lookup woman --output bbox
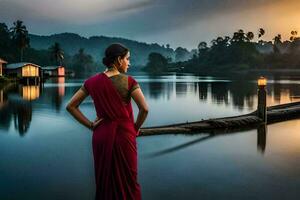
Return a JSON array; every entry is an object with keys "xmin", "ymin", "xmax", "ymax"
[{"xmin": 66, "ymin": 43, "xmax": 148, "ymax": 200}]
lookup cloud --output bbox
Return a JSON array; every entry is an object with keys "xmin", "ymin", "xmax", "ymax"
[{"xmin": 0, "ymin": 0, "xmax": 299, "ymax": 48}]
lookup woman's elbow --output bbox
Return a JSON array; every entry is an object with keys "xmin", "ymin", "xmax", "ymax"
[
  {"xmin": 141, "ymin": 106, "xmax": 149, "ymax": 114},
  {"xmin": 66, "ymin": 103, "xmax": 72, "ymax": 112}
]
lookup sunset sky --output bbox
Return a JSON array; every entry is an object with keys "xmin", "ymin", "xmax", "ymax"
[{"xmin": 1, "ymin": 0, "xmax": 300, "ymax": 49}]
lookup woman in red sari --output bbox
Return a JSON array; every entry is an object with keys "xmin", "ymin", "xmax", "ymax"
[{"xmin": 66, "ymin": 43, "xmax": 148, "ymax": 200}]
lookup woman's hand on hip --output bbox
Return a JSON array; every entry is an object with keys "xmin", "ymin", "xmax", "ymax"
[{"xmin": 90, "ymin": 117, "xmax": 104, "ymax": 130}]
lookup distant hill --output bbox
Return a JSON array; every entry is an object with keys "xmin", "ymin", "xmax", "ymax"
[{"xmin": 29, "ymin": 33, "xmax": 177, "ymax": 68}]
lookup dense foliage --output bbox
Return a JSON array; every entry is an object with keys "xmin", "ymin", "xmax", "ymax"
[{"xmin": 144, "ymin": 29, "xmax": 300, "ymax": 73}]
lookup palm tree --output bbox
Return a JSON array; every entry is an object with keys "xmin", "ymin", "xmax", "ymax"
[
  {"xmin": 198, "ymin": 41, "xmax": 208, "ymax": 51},
  {"xmin": 49, "ymin": 42, "xmax": 64, "ymax": 65},
  {"xmin": 273, "ymin": 34, "xmax": 282, "ymax": 44},
  {"xmin": 290, "ymin": 30, "xmax": 298, "ymax": 41},
  {"xmin": 231, "ymin": 29, "xmax": 247, "ymax": 43},
  {"xmin": 258, "ymin": 28, "xmax": 265, "ymax": 38},
  {"xmin": 10, "ymin": 20, "xmax": 30, "ymax": 62},
  {"xmin": 73, "ymin": 48, "xmax": 94, "ymax": 74},
  {"xmin": 246, "ymin": 32, "xmax": 254, "ymax": 41},
  {"xmin": 273, "ymin": 34, "xmax": 282, "ymax": 54}
]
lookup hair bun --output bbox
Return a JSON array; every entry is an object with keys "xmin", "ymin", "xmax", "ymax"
[{"xmin": 102, "ymin": 43, "xmax": 129, "ymax": 67}]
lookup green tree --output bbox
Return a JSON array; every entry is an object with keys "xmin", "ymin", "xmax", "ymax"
[
  {"xmin": 290, "ymin": 30, "xmax": 298, "ymax": 41},
  {"xmin": 72, "ymin": 48, "xmax": 95, "ymax": 76},
  {"xmin": 258, "ymin": 28, "xmax": 265, "ymax": 38},
  {"xmin": 10, "ymin": 20, "xmax": 30, "ymax": 62},
  {"xmin": 273, "ymin": 34, "xmax": 282, "ymax": 54},
  {"xmin": 246, "ymin": 32, "xmax": 254, "ymax": 41},
  {"xmin": 175, "ymin": 47, "xmax": 190, "ymax": 62},
  {"xmin": 0, "ymin": 23, "xmax": 14, "ymax": 60},
  {"xmin": 144, "ymin": 52, "xmax": 169, "ymax": 72},
  {"xmin": 231, "ymin": 29, "xmax": 248, "ymax": 43},
  {"xmin": 49, "ymin": 42, "xmax": 64, "ymax": 65}
]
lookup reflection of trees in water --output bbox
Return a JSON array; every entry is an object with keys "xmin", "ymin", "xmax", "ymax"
[
  {"xmin": 210, "ymin": 82, "xmax": 229, "ymax": 105},
  {"xmin": 0, "ymin": 84, "xmax": 35, "ymax": 136},
  {"xmin": 175, "ymin": 82, "xmax": 188, "ymax": 97},
  {"xmin": 148, "ymin": 82, "xmax": 164, "ymax": 99},
  {"xmin": 38, "ymin": 78, "xmax": 65, "ymax": 112},
  {"xmin": 0, "ymin": 98, "xmax": 32, "ymax": 136},
  {"xmin": 12, "ymin": 100, "xmax": 32, "ymax": 136},
  {"xmin": 197, "ymin": 82, "xmax": 208, "ymax": 100},
  {"xmin": 0, "ymin": 98, "xmax": 11, "ymax": 131},
  {"xmin": 229, "ymin": 81, "xmax": 256, "ymax": 110}
]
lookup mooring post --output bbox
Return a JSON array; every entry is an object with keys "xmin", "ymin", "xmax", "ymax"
[{"xmin": 257, "ymin": 76, "xmax": 267, "ymax": 123}]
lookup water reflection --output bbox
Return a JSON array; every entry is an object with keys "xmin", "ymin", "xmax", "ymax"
[
  {"xmin": 12, "ymin": 100, "xmax": 32, "ymax": 136},
  {"xmin": 142, "ymin": 75, "xmax": 300, "ymax": 110},
  {"xmin": 22, "ymin": 85, "xmax": 40, "ymax": 100},
  {"xmin": 0, "ymin": 78, "xmax": 66, "ymax": 135},
  {"xmin": 0, "ymin": 93, "xmax": 33, "ymax": 136},
  {"xmin": 1, "ymin": 74, "xmax": 300, "ymax": 136},
  {"xmin": 147, "ymin": 123, "xmax": 269, "ymax": 157},
  {"xmin": 257, "ymin": 124, "xmax": 267, "ymax": 154}
]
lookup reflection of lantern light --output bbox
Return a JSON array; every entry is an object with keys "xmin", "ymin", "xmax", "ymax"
[
  {"xmin": 258, "ymin": 76, "xmax": 267, "ymax": 87},
  {"xmin": 58, "ymin": 77, "xmax": 65, "ymax": 97},
  {"xmin": 22, "ymin": 85, "xmax": 40, "ymax": 100}
]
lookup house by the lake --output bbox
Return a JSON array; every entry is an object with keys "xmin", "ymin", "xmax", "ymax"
[
  {"xmin": 0, "ymin": 58, "xmax": 7, "ymax": 77},
  {"xmin": 5, "ymin": 62, "xmax": 41, "ymax": 84},
  {"xmin": 42, "ymin": 66, "xmax": 65, "ymax": 77}
]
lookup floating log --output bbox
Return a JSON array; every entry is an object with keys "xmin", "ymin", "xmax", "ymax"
[{"xmin": 139, "ymin": 101, "xmax": 300, "ymax": 136}]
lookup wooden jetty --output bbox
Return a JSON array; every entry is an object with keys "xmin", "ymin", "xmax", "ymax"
[{"xmin": 139, "ymin": 101, "xmax": 300, "ymax": 136}]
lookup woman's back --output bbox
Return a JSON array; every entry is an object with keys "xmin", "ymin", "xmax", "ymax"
[{"xmin": 108, "ymin": 73, "xmax": 140, "ymax": 104}]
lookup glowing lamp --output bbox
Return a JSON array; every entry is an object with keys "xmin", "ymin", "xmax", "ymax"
[{"xmin": 258, "ymin": 76, "xmax": 267, "ymax": 87}]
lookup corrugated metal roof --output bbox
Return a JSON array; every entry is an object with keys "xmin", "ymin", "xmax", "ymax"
[
  {"xmin": 6, "ymin": 62, "xmax": 41, "ymax": 69},
  {"xmin": 0, "ymin": 58, "xmax": 7, "ymax": 64}
]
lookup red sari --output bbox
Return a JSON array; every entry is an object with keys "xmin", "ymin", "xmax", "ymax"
[{"xmin": 84, "ymin": 73, "xmax": 141, "ymax": 200}]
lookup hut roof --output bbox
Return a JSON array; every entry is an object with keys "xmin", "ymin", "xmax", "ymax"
[
  {"xmin": 6, "ymin": 62, "xmax": 41, "ymax": 69},
  {"xmin": 42, "ymin": 66, "xmax": 64, "ymax": 70},
  {"xmin": 0, "ymin": 58, "xmax": 7, "ymax": 64}
]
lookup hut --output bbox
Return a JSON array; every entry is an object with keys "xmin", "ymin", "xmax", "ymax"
[
  {"xmin": 5, "ymin": 62, "xmax": 41, "ymax": 84},
  {"xmin": 0, "ymin": 58, "xmax": 7, "ymax": 76},
  {"xmin": 42, "ymin": 66, "xmax": 65, "ymax": 77}
]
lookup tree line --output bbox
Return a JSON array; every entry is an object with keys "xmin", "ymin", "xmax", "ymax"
[
  {"xmin": 0, "ymin": 20, "xmax": 98, "ymax": 77},
  {"xmin": 144, "ymin": 28, "xmax": 300, "ymax": 73}
]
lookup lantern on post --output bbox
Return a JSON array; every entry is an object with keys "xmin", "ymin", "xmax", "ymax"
[{"xmin": 257, "ymin": 76, "xmax": 267, "ymax": 123}]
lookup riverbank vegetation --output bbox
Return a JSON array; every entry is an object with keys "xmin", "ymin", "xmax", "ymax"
[
  {"xmin": 0, "ymin": 21, "xmax": 97, "ymax": 77},
  {"xmin": 2, "ymin": 20, "xmax": 300, "ymax": 76},
  {"xmin": 144, "ymin": 29, "xmax": 300, "ymax": 74}
]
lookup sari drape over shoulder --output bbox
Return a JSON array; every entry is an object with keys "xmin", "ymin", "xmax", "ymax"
[{"xmin": 84, "ymin": 73, "xmax": 141, "ymax": 200}]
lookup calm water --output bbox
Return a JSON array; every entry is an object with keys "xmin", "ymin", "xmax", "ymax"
[{"xmin": 1, "ymin": 73, "xmax": 300, "ymax": 199}]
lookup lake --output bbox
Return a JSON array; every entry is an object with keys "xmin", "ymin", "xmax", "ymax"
[{"xmin": 1, "ymin": 72, "xmax": 300, "ymax": 199}]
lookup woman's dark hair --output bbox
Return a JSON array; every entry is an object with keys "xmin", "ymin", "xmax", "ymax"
[{"xmin": 102, "ymin": 43, "xmax": 129, "ymax": 67}]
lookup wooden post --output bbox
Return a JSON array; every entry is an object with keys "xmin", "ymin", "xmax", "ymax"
[{"xmin": 257, "ymin": 77, "xmax": 267, "ymax": 123}]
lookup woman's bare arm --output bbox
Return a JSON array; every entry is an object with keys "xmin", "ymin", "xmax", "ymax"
[
  {"xmin": 66, "ymin": 88, "xmax": 102, "ymax": 130},
  {"xmin": 131, "ymin": 88, "xmax": 148, "ymax": 132}
]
